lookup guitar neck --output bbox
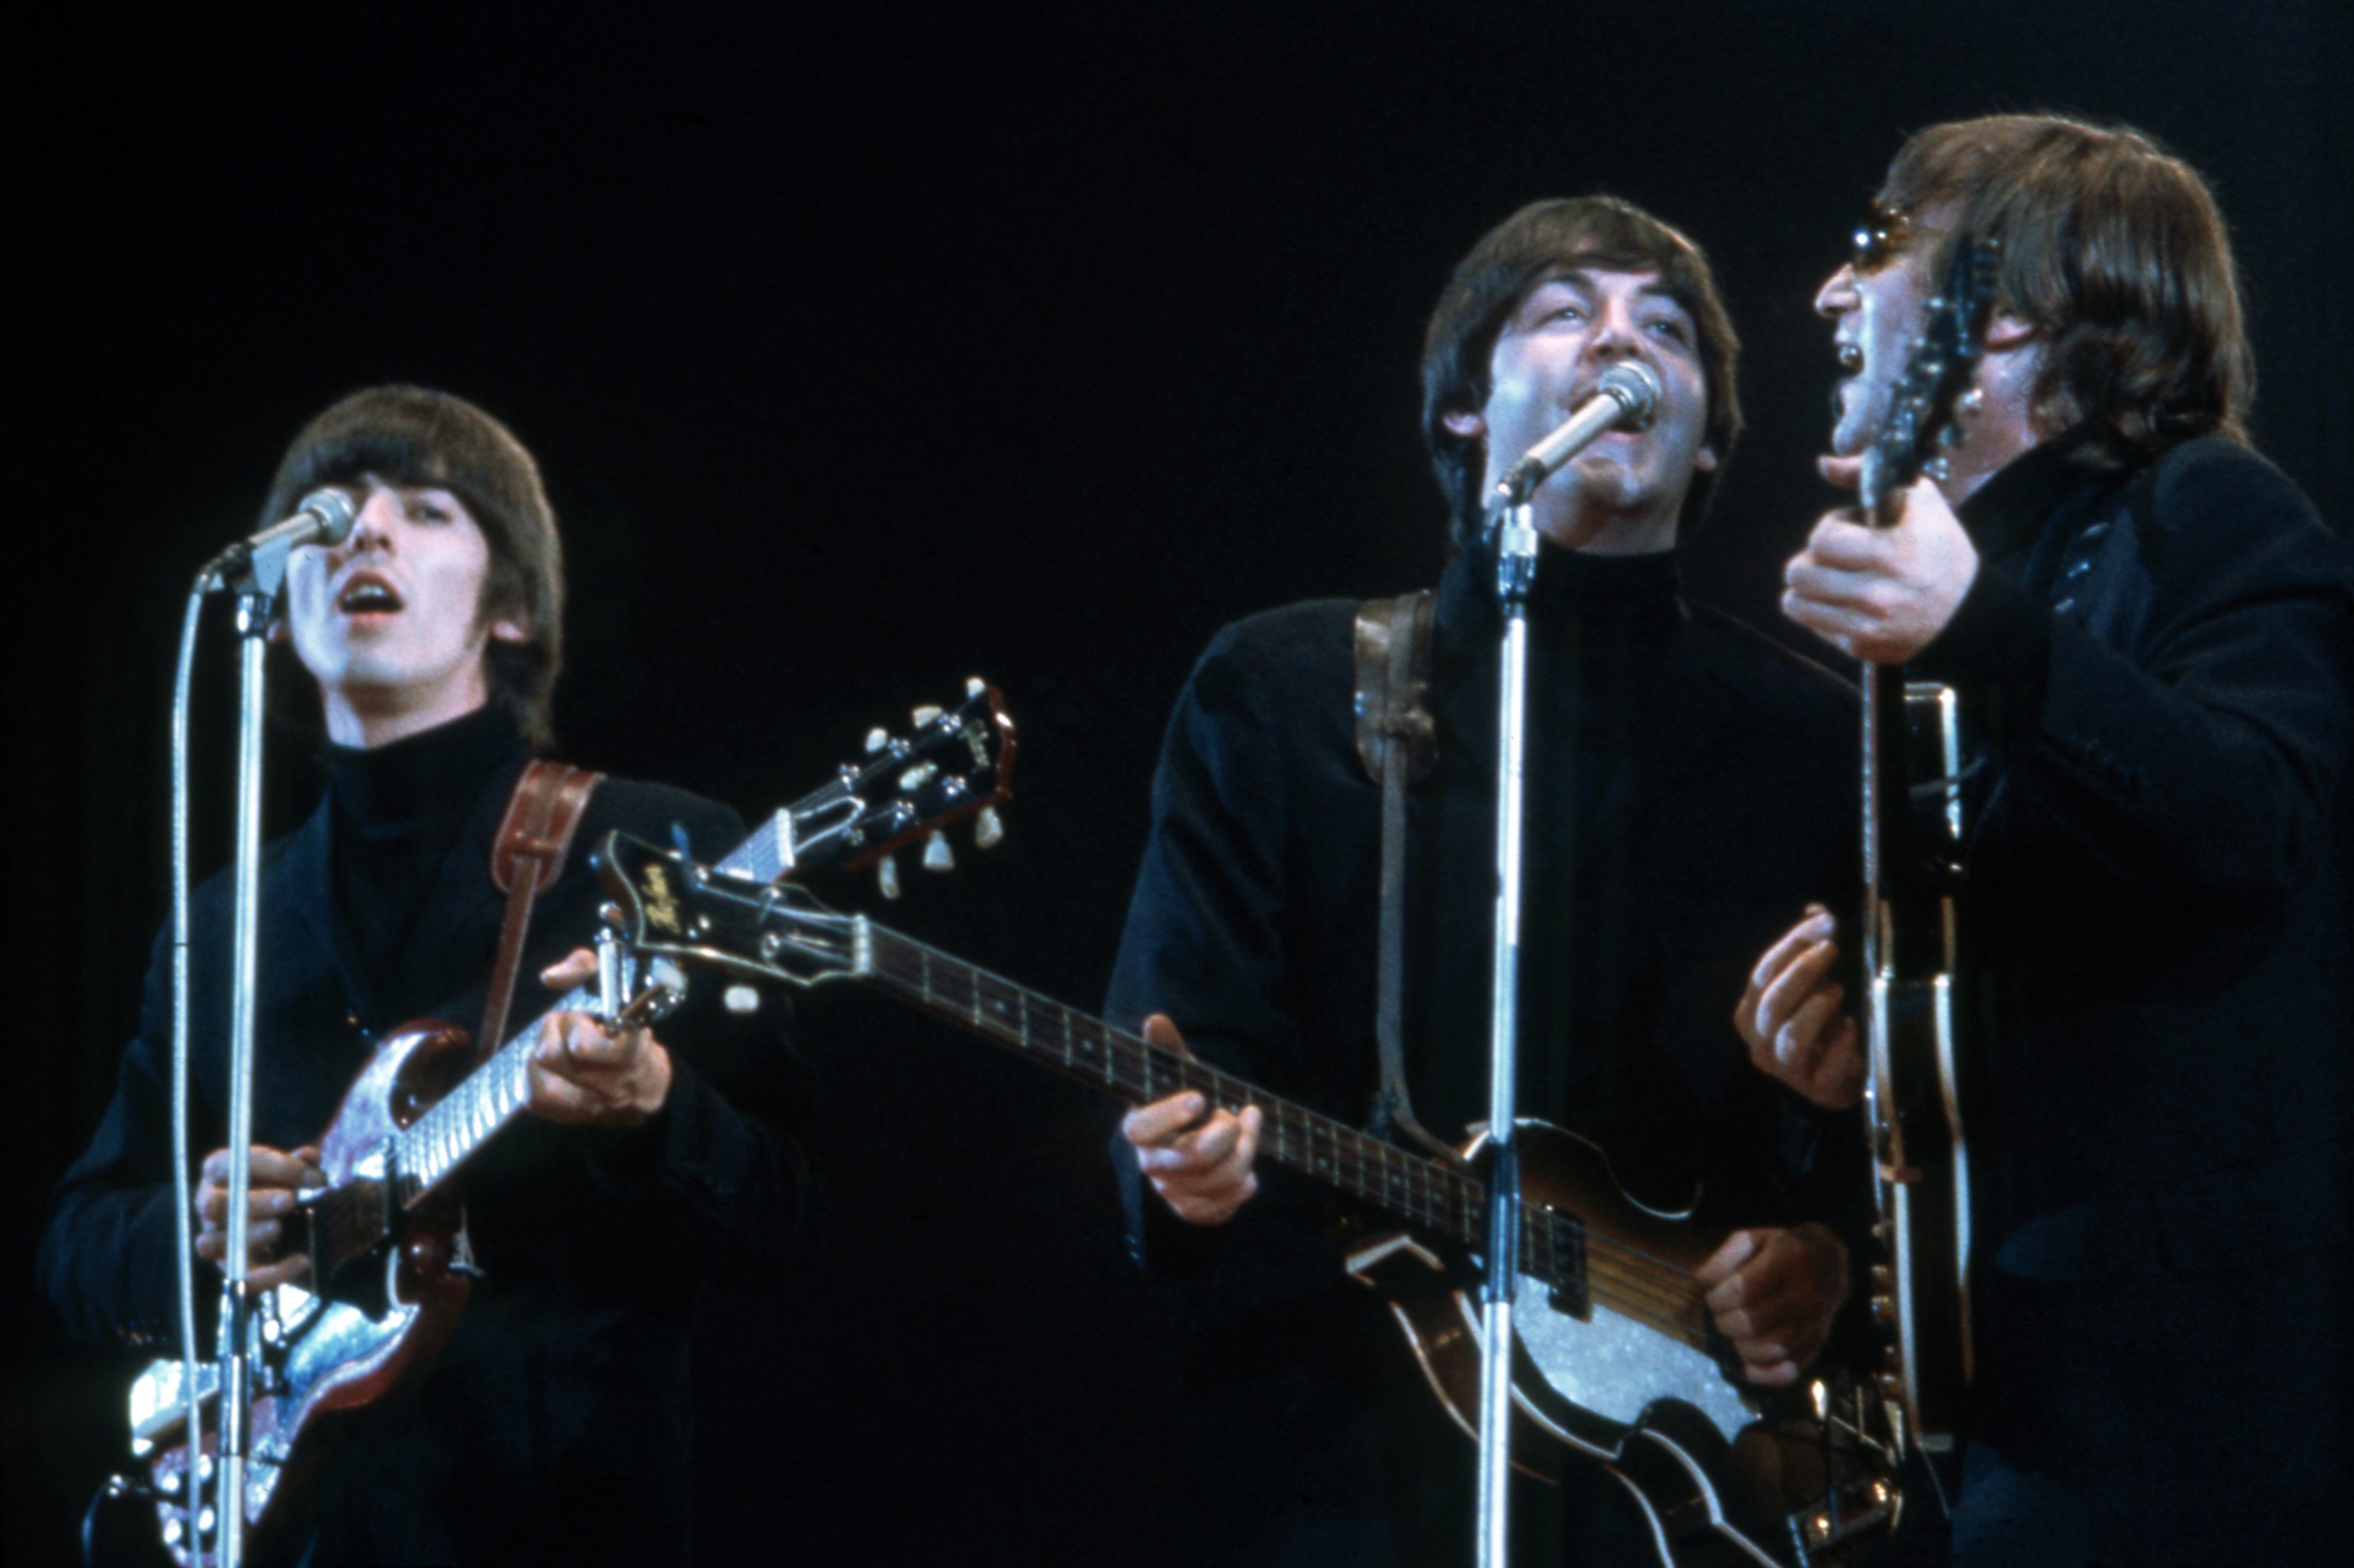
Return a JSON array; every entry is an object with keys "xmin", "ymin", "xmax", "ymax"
[
  {"xmin": 854, "ymin": 924, "xmax": 1487, "ymax": 1245},
  {"xmin": 391, "ymin": 834, "xmax": 783, "ymax": 1201}
]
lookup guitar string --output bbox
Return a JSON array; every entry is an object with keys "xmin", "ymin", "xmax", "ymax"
[
  {"xmin": 860, "ymin": 935, "xmax": 1715, "ymax": 1338},
  {"xmin": 868, "ymin": 938, "xmax": 1713, "ymax": 1287},
  {"xmin": 706, "ymin": 894, "xmax": 1713, "ymax": 1330},
  {"xmin": 937, "ymin": 950, "xmax": 1712, "ymax": 1299}
]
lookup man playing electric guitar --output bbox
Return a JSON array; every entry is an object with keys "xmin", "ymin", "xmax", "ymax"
[
  {"xmin": 38, "ymin": 386, "xmax": 802, "ymax": 1564},
  {"xmin": 1746, "ymin": 115, "xmax": 2354, "ymax": 1564},
  {"xmin": 1111, "ymin": 197, "xmax": 1874, "ymax": 1565}
]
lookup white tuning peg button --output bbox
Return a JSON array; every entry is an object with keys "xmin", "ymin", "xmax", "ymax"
[
  {"xmin": 911, "ymin": 705, "xmax": 944, "ymax": 728},
  {"xmin": 865, "ymin": 728, "xmax": 889, "ymax": 754},
  {"xmin": 723, "ymin": 985, "xmax": 761, "ymax": 1016},
  {"xmin": 923, "ymin": 831, "xmax": 955, "ymax": 872},
  {"xmin": 966, "ymin": 676, "xmax": 985, "ymax": 696},
  {"xmin": 877, "ymin": 855, "xmax": 903, "ymax": 900},
  {"xmin": 973, "ymin": 805, "xmax": 1005, "ymax": 849}
]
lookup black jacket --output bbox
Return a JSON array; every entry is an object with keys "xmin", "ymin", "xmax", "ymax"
[
  {"xmin": 1915, "ymin": 435, "xmax": 2354, "ymax": 1562},
  {"xmin": 39, "ymin": 708, "xmax": 801, "ymax": 1565},
  {"xmin": 1104, "ymin": 544, "xmax": 1863, "ymax": 1563}
]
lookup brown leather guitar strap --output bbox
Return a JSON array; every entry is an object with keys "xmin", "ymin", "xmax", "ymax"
[
  {"xmin": 1352, "ymin": 589, "xmax": 1454, "ymax": 1161},
  {"xmin": 477, "ymin": 760, "xmax": 606, "ymax": 1064}
]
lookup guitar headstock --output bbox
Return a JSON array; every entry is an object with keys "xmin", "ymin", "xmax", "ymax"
[
  {"xmin": 596, "ymin": 833, "xmax": 867, "ymax": 992},
  {"xmin": 1862, "ymin": 234, "xmax": 2001, "ymax": 515},
  {"xmin": 773, "ymin": 676, "xmax": 1016, "ymax": 894}
]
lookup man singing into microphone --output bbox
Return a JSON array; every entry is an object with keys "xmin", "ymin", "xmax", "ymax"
[
  {"xmin": 39, "ymin": 386, "xmax": 802, "ymax": 1565},
  {"xmin": 1107, "ymin": 197, "xmax": 1866, "ymax": 1563}
]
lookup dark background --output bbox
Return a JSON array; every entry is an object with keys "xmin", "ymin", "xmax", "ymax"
[{"xmin": 9, "ymin": 2, "xmax": 2348, "ymax": 1561}]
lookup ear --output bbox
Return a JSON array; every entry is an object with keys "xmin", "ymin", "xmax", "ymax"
[
  {"xmin": 1694, "ymin": 443, "xmax": 1718, "ymax": 474},
  {"xmin": 1441, "ymin": 410, "xmax": 1486, "ymax": 439},
  {"xmin": 1984, "ymin": 312, "xmax": 2039, "ymax": 353},
  {"xmin": 488, "ymin": 616, "xmax": 530, "ymax": 645}
]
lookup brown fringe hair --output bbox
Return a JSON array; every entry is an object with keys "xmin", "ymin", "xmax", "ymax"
[
  {"xmin": 262, "ymin": 386, "xmax": 565, "ymax": 747},
  {"xmin": 1881, "ymin": 114, "xmax": 2254, "ymax": 460}
]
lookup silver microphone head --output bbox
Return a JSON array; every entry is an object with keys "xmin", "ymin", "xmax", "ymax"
[
  {"xmin": 297, "ymin": 487, "xmax": 359, "ymax": 546},
  {"xmin": 1596, "ymin": 361, "xmax": 1663, "ymax": 427}
]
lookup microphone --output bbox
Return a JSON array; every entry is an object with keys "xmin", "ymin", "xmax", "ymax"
[
  {"xmin": 1491, "ymin": 361, "xmax": 1665, "ymax": 509},
  {"xmin": 204, "ymin": 489, "xmax": 360, "ymax": 583}
]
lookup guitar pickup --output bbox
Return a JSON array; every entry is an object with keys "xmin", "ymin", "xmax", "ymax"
[
  {"xmin": 1542, "ymin": 1211, "xmax": 1591, "ymax": 1322},
  {"xmin": 299, "ymin": 1173, "xmax": 395, "ymax": 1310}
]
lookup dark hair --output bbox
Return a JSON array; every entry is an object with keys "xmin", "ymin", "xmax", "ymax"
[
  {"xmin": 262, "ymin": 386, "xmax": 565, "ymax": 746},
  {"xmin": 1420, "ymin": 196, "xmax": 1742, "ymax": 546},
  {"xmin": 1880, "ymin": 114, "xmax": 2253, "ymax": 459}
]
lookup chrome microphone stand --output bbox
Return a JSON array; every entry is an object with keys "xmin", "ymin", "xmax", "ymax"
[
  {"xmin": 208, "ymin": 532, "xmax": 300, "ymax": 1568},
  {"xmin": 1468, "ymin": 361, "xmax": 1659, "ymax": 1568},
  {"xmin": 1475, "ymin": 491, "xmax": 1540, "ymax": 1568},
  {"xmin": 166, "ymin": 580, "xmax": 209, "ymax": 1563}
]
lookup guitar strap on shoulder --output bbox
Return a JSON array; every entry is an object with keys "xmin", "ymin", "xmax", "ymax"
[
  {"xmin": 477, "ymin": 760, "xmax": 606, "ymax": 1064},
  {"xmin": 1352, "ymin": 589, "xmax": 1455, "ymax": 1162}
]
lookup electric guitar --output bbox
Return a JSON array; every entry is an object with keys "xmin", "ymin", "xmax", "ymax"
[
  {"xmin": 129, "ymin": 681, "xmax": 1015, "ymax": 1568},
  {"xmin": 595, "ymin": 837, "xmax": 1904, "ymax": 1567},
  {"xmin": 1855, "ymin": 233, "xmax": 2000, "ymax": 1455}
]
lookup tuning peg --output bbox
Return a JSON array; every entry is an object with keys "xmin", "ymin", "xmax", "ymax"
[
  {"xmin": 877, "ymin": 855, "xmax": 902, "ymax": 900},
  {"xmin": 966, "ymin": 675, "xmax": 985, "ymax": 696},
  {"xmin": 973, "ymin": 805, "xmax": 1004, "ymax": 849},
  {"xmin": 723, "ymin": 985, "xmax": 762, "ymax": 1016},
  {"xmin": 865, "ymin": 728, "xmax": 889, "ymax": 754},
  {"xmin": 923, "ymin": 831, "xmax": 954, "ymax": 872},
  {"xmin": 912, "ymin": 705, "xmax": 943, "ymax": 728}
]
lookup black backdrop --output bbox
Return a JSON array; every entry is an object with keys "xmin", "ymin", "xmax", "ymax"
[{"xmin": 10, "ymin": 2, "xmax": 2348, "ymax": 1560}]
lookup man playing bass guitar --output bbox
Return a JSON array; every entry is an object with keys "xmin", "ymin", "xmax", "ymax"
[
  {"xmin": 1748, "ymin": 115, "xmax": 2354, "ymax": 1565},
  {"xmin": 38, "ymin": 386, "xmax": 804, "ymax": 1565},
  {"xmin": 1111, "ymin": 197, "xmax": 1876, "ymax": 1565}
]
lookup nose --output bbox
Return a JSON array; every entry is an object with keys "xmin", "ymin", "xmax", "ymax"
[
  {"xmin": 344, "ymin": 485, "xmax": 400, "ymax": 552},
  {"xmin": 1583, "ymin": 295, "xmax": 1644, "ymax": 365},
  {"xmin": 1815, "ymin": 263, "xmax": 1857, "ymax": 319}
]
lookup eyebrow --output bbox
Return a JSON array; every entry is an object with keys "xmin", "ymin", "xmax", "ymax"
[{"xmin": 1539, "ymin": 269, "xmax": 1688, "ymax": 308}]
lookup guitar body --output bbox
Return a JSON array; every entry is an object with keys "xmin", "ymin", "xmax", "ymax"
[
  {"xmin": 140, "ymin": 1021, "xmax": 474, "ymax": 1568},
  {"xmin": 1347, "ymin": 1123, "xmax": 1896, "ymax": 1568},
  {"xmin": 1861, "ymin": 681, "xmax": 1972, "ymax": 1449}
]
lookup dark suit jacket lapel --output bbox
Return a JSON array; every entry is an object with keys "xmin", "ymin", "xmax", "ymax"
[{"xmin": 280, "ymin": 794, "xmax": 380, "ymax": 1029}]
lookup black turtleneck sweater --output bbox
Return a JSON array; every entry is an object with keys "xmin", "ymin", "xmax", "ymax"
[
  {"xmin": 326, "ymin": 703, "xmax": 525, "ymax": 1022},
  {"xmin": 1103, "ymin": 541, "xmax": 1861, "ymax": 1565},
  {"xmin": 42, "ymin": 707, "xmax": 802, "ymax": 1565}
]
